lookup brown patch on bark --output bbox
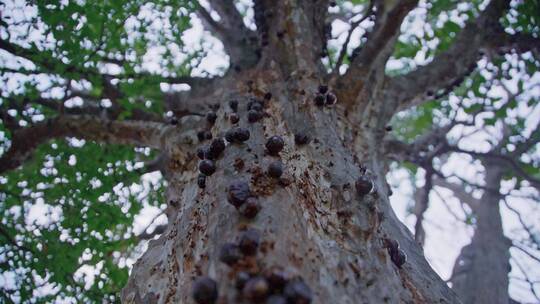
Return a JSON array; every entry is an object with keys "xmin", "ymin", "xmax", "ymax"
[
  {"xmin": 400, "ymin": 271, "xmax": 428, "ymax": 304},
  {"xmin": 233, "ymin": 158, "xmax": 245, "ymax": 171},
  {"xmin": 249, "ymin": 165, "xmax": 276, "ymax": 196}
]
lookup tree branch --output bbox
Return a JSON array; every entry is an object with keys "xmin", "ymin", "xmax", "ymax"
[
  {"xmin": 432, "ymin": 175, "xmax": 480, "ymax": 209},
  {"xmin": 386, "ymin": 0, "xmax": 513, "ymax": 110},
  {"xmin": 449, "ymin": 147, "xmax": 540, "ymax": 190},
  {"xmin": 0, "ymin": 115, "xmax": 166, "ymax": 174},
  {"xmin": 336, "ymin": 0, "xmax": 418, "ymax": 104},
  {"xmin": 332, "ymin": 2, "xmax": 374, "ymax": 76},
  {"xmin": 197, "ymin": 1, "xmax": 258, "ymax": 69},
  {"xmin": 413, "ymin": 168, "xmax": 432, "ymax": 246}
]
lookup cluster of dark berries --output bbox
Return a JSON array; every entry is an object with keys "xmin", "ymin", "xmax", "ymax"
[
  {"xmin": 225, "ymin": 127, "xmax": 250, "ymax": 144},
  {"xmin": 314, "ymin": 85, "xmax": 337, "ymax": 107},
  {"xmin": 264, "ymin": 135, "xmax": 286, "ymax": 179},
  {"xmin": 197, "ymin": 138, "xmax": 227, "ymax": 188},
  {"xmin": 192, "ymin": 276, "xmax": 218, "ymax": 304},
  {"xmin": 197, "ymin": 130, "xmax": 212, "ymax": 142},
  {"xmin": 216, "ymin": 229, "xmax": 313, "ymax": 303},
  {"xmin": 220, "ymin": 228, "xmax": 261, "ymax": 264},
  {"xmin": 355, "ymin": 175, "xmax": 373, "ymax": 197},
  {"xmin": 227, "ymin": 180, "xmax": 261, "ymax": 219},
  {"xmin": 247, "ymin": 98, "xmax": 265, "ymax": 123},
  {"xmin": 385, "ymin": 239, "xmax": 407, "ymax": 269},
  {"xmin": 265, "ymin": 136, "xmax": 284, "ymax": 156},
  {"xmin": 240, "ymin": 272, "xmax": 312, "ymax": 304}
]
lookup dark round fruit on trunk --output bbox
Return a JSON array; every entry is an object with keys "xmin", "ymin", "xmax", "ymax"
[
  {"xmin": 314, "ymin": 93, "xmax": 325, "ymax": 106},
  {"xmin": 384, "ymin": 238, "xmax": 400, "ymax": 252},
  {"xmin": 208, "ymin": 138, "xmax": 225, "ymax": 159},
  {"xmin": 235, "ymin": 128, "xmax": 250, "ymax": 142},
  {"xmin": 391, "ymin": 248, "xmax": 407, "ymax": 268},
  {"xmin": 238, "ymin": 197, "xmax": 261, "ymax": 219},
  {"xmin": 199, "ymin": 160, "xmax": 216, "ymax": 176},
  {"xmin": 355, "ymin": 176, "xmax": 373, "ymax": 196},
  {"xmin": 325, "ymin": 92, "xmax": 337, "ymax": 106},
  {"xmin": 206, "ymin": 112, "xmax": 217, "ymax": 125},
  {"xmin": 385, "ymin": 125, "xmax": 393, "ymax": 132},
  {"xmin": 294, "ymin": 132, "xmax": 310, "ymax": 145},
  {"xmin": 265, "ymin": 267, "xmax": 290, "ymax": 292},
  {"xmin": 267, "ymin": 295, "xmax": 287, "ymax": 304},
  {"xmin": 247, "ymin": 109, "xmax": 263, "ymax": 123},
  {"xmin": 219, "ymin": 243, "xmax": 241, "ymax": 266},
  {"xmin": 192, "ymin": 276, "xmax": 218, "ymax": 304},
  {"xmin": 198, "ymin": 130, "xmax": 212, "ymax": 142},
  {"xmin": 197, "ymin": 146, "xmax": 209, "ymax": 160},
  {"xmin": 229, "ymin": 99, "xmax": 238, "ymax": 112},
  {"xmin": 267, "ymin": 161, "xmax": 283, "ymax": 178},
  {"xmin": 264, "ymin": 92, "xmax": 272, "ymax": 100},
  {"xmin": 170, "ymin": 117, "xmax": 178, "ymax": 125},
  {"xmin": 197, "ymin": 130, "xmax": 205, "ymax": 142},
  {"xmin": 225, "ymin": 129, "xmax": 235, "ymax": 143},
  {"xmin": 265, "ymin": 136, "xmax": 284, "ymax": 156},
  {"xmin": 227, "ymin": 180, "xmax": 250, "ymax": 207},
  {"xmin": 242, "ymin": 276, "xmax": 269, "ymax": 301},
  {"xmin": 236, "ymin": 271, "xmax": 251, "ymax": 290},
  {"xmin": 284, "ymin": 279, "xmax": 312, "ymax": 304},
  {"xmin": 229, "ymin": 113, "xmax": 239, "ymax": 124},
  {"xmin": 239, "ymin": 228, "xmax": 260, "ymax": 256},
  {"xmin": 226, "ymin": 127, "xmax": 250, "ymax": 144},
  {"xmin": 197, "ymin": 174, "xmax": 206, "ymax": 189},
  {"xmin": 248, "ymin": 100, "xmax": 263, "ymax": 112},
  {"xmin": 318, "ymin": 85, "xmax": 328, "ymax": 94}
]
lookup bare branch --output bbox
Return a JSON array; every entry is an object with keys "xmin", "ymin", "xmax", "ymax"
[
  {"xmin": 432, "ymin": 175, "xmax": 480, "ymax": 209},
  {"xmin": 450, "ymin": 147, "xmax": 540, "ymax": 190},
  {"xmin": 0, "ymin": 115, "xmax": 166, "ymax": 174},
  {"xmin": 332, "ymin": 2, "xmax": 374, "ymax": 76},
  {"xmin": 512, "ymin": 257, "xmax": 540, "ymax": 302},
  {"xmin": 512, "ymin": 243, "xmax": 540, "ymax": 264}
]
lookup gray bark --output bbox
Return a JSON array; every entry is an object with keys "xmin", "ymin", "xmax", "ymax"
[{"xmin": 121, "ymin": 70, "xmax": 461, "ymax": 303}]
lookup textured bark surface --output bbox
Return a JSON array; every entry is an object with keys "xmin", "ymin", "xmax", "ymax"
[{"xmin": 121, "ymin": 65, "xmax": 461, "ymax": 303}]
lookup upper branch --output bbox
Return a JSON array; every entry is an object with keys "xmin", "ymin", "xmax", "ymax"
[
  {"xmin": 197, "ymin": 1, "xmax": 259, "ymax": 69},
  {"xmin": 336, "ymin": 0, "xmax": 418, "ymax": 104},
  {"xmin": 0, "ymin": 115, "xmax": 166, "ymax": 174},
  {"xmin": 386, "ymin": 0, "xmax": 517, "ymax": 110}
]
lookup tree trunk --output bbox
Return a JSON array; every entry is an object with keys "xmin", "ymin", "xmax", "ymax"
[
  {"xmin": 451, "ymin": 164, "xmax": 511, "ymax": 304},
  {"xmin": 121, "ymin": 68, "xmax": 460, "ymax": 303}
]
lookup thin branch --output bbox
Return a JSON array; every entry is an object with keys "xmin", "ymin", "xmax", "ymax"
[
  {"xmin": 386, "ymin": 0, "xmax": 512, "ymax": 110},
  {"xmin": 432, "ymin": 175, "xmax": 480, "ymax": 210},
  {"xmin": 503, "ymin": 198, "xmax": 540, "ymax": 250},
  {"xmin": 332, "ymin": 2, "xmax": 374, "ymax": 76},
  {"xmin": 449, "ymin": 147, "xmax": 540, "ymax": 190},
  {"xmin": 512, "ymin": 243, "xmax": 540, "ymax": 264},
  {"xmin": 337, "ymin": 0, "xmax": 418, "ymax": 104},
  {"xmin": 196, "ymin": 1, "xmax": 258, "ymax": 68},
  {"xmin": 413, "ymin": 168, "xmax": 433, "ymax": 246},
  {"xmin": 512, "ymin": 256, "xmax": 540, "ymax": 302}
]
